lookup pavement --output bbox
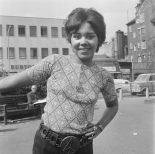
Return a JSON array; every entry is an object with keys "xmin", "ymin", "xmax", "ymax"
[{"xmin": 0, "ymin": 95, "xmax": 155, "ymax": 154}]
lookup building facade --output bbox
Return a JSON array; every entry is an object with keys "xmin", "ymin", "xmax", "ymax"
[
  {"xmin": 127, "ymin": 0, "xmax": 155, "ymax": 79},
  {"xmin": 0, "ymin": 15, "xmax": 71, "ymax": 74}
]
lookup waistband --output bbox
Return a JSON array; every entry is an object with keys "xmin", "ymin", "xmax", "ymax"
[{"xmin": 39, "ymin": 123, "xmax": 91, "ymax": 148}]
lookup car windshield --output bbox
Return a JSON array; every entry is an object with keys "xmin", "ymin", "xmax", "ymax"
[{"xmin": 135, "ymin": 74, "xmax": 148, "ymax": 81}]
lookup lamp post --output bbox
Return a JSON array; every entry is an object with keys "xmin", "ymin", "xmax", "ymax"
[
  {"xmin": 7, "ymin": 25, "xmax": 12, "ymax": 75},
  {"xmin": 131, "ymin": 55, "xmax": 134, "ymax": 82}
]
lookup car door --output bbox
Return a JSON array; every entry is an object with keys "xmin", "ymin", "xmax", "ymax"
[{"xmin": 151, "ymin": 75, "xmax": 155, "ymax": 94}]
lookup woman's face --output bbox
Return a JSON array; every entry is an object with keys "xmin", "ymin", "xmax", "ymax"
[{"xmin": 70, "ymin": 22, "xmax": 98, "ymax": 64}]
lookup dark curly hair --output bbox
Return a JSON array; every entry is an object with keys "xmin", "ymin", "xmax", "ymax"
[{"xmin": 64, "ymin": 8, "xmax": 106, "ymax": 52}]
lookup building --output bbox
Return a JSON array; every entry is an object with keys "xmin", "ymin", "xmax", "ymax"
[
  {"xmin": 111, "ymin": 30, "xmax": 128, "ymax": 60},
  {"xmin": 115, "ymin": 30, "xmax": 128, "ymax": 59},
  {"xmin": 96, "ymin": 42, "xmax": 113, "ymax": 57},
  {"xmin": 94, "ymin": 54, "xmax": 122, "ymax": 79},
  {"xmin": 111, "ymin": 30, "xmax": 131, "ymax": 80},
  {"xmin": 0, "ymin": 15, "xmax": 71, "ymax": 74},
  {"xmin": 126, "ymin": 0, "xmax": 155, "ymax": 80}
]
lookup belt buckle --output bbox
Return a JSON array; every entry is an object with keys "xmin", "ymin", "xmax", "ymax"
[
  {"xmin": 60, "ymin": 136, "xmax": 80, "ymax": 154},
  {"xmin": 47, "ymin": 131, "xmax": 59, "ymax": 145},
  {"xmin": 40, "ymin": 128, "xmax": 49, "ymax": 139}
]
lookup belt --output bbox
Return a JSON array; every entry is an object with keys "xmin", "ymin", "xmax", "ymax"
[{"xmin": 39, "ymin": 123, "xmax": 91, "ymax": 154}]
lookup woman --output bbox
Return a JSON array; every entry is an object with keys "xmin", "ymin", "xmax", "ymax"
[{"xmin": 0, "ymin": 8, "xmax": 118, "ymax": 154}]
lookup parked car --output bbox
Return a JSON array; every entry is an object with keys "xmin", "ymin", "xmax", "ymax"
[
  {"xmin": 131, "ymin": 73, "xmax": 155, "ymax": 95},
  {"xmin": 114, "ymin": 79, "xmax": 131, "ymax": 93}
]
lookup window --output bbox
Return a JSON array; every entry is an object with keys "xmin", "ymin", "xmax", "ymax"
[
  {"xmin": 142, "ymin": 54, "xmax": 146, "ymax": 60},
  {"xmin": 0, "ymin": 48, "xmax": 3, "ymax": 59},
  {"xmin": 139, "ymin": 13, "xmax": 145, "ymax": 23},
  {"xmin": 141, "ymin": 27, "xmax": 145, "ymax": 35},
  {"xmin": 149, "ymin": 75, "xmax": 155, "ymax": 81},
  {"xmin": 129, "ymin": 26, "xmax": 132, "ymax": 32},
  {"xmin": 18, "ymin": 25, "xmax": 25, "ymax": 36},
  {"xmin": 19, "ymin": 48, "xmax": 26, "ymax": 59},
  {"xmin": 11, "ymin": 65, "xmax": 15, "ymax": 70},
  {"xmin": 152, "ymin": 39, "xmax": 155, "ymax": 48},
  {"xmin": 0, "ymin": 25, "xmax": 2, "ymax": 36},
  {"xmin": 134, "ymin": 45, "xmax": 137, "ymax": 51},
  {"xmin": 130, "ymin": 43, "xmax": 133, "ymax": 49},
  {"xmin": 62, "ymin": 48, "xmax": 69, "ymax": 55},
  {"xmin": 8, "ymin": 47, "xmax": 15, "ymax": 59},
  {"xmin": 41, "ymin": 26, "xmax": 47, "ymax": 37},
  {"xmin": 141, "ymin": 40, "xmax": 146, "ymax": 49},
  {"xmin": 130, "ymin": 56, "xmax": 133, "ymax": 62},
  {"xmin": 52, "ymin": 48, "xmax": 59, "ymax": 54},
  {"xmin": 138, "ymin": 28, "xmax": 141, "ymax": 39},
  {"xmin": 41, "ymin": 48, "xmax": 48, "ymax": 58},
  {"xmin": 62, "ymin": 27, "xmax": 66, "ymax": 38},
  {"xmin": 30, "ymin": 48, "xmax": 37, "ymax": 59},
  {"xmin": 148, "ymin": 52, "xmax": 151, "ymax": 61},
  {"xmin": 20, "ymin": 65, "xmax": 24, "ymax": 69},
  {"xmin": 6, "ymin": 25, "xmax": 14, "ymax": 36},
  {"xmin": 138, "ymin": 56, "xmax": 142, "ymax": 63},
  {"xmin": 133, "ymin": 32, "xmax": 136, "ymax": 38},
  {"xmin": 137, "ymin": 42, "xmax": 141, "ymax": 49},
  {"xmin": 30, "ymin": 26, "xmax": 37, "ymax": 37},
  {"xmin": 51, "ymin": 27, "xmax": 58, "ymax": 38}
]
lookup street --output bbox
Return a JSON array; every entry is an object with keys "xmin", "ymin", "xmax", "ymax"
[{"xmin": 0, "ymin": 95, "xmax": 155, "ymax": 154}]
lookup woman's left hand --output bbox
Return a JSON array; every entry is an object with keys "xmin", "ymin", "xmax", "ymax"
[{"xmin": 84, "ymin": 124, "xmax": 102, "ymax": 140}]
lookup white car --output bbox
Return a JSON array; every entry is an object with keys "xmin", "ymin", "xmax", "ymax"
[
  {"xmin": 114, "ymin": 79, "xmax": 131, "ymax": 93},
  {"xmin": 131, "ymin": 73, "xmax": 155, "ymax": 95}
]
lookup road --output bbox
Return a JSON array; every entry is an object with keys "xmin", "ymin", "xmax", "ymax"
[{"xmin": 0, "ymin": 95, "xmax": 155, "ymax": 154}]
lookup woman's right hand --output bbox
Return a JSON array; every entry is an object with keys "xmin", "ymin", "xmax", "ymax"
[{"xmin": 83, "ymin": 123, "xmax": 102, "ymax": 140}]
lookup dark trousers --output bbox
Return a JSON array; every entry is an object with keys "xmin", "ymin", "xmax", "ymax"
[{"xmin": 33, "ymin": 129, "xmax": 93, "ymax": 154}]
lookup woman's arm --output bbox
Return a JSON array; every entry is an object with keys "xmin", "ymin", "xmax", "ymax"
[
  {"xmin": 85, "ymin": 99, "xmax": 118, "ymax": 139},
  {"xmin": 0, "ymin": 71, "xmax": 32, "ymax": 92},
  {"xmin": 96, "ymin": 99, "xmax": 118, "ymax": 130},
  {"xmin": 85, "ymin": 70, "xmax": 118, "ymax": 139},
  {"xmin": 0, "ymin": 55, "xmax": 54, "ymax": 93}
]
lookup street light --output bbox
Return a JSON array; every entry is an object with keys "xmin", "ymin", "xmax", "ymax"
[{"xmin": 7, "ymin": 25, "xmax": 13, "ymax": 75}]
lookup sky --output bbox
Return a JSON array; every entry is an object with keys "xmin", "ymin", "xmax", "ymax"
[{"xmin": 0, "ymin": 0, "xmax": 139, "ymax": 41}]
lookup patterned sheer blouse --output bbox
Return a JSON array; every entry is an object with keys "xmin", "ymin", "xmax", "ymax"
[{"xmin": 26, "ymin": 54, "xmax": 117, "ymax": 134}]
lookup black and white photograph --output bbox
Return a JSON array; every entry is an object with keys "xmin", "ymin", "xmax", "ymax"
[{"xmin": 0, "ymin": 0, "xmax": 155, "ymax": 154}]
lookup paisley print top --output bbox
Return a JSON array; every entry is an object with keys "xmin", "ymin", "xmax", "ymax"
[{"xmin": 26, "ymin": 54, "xmax": 117, "ymax": 134}]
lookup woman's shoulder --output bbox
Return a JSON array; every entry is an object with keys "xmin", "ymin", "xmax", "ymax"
[{"xmin": 95, "ymin": 64, "xmax": 112, "ymax": 78}]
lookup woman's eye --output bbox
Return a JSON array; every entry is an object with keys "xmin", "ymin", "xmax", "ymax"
[
  {"xmin": 86, "ymin": 35, "xmax": 95, "ymax": 39},
  {"xmin": 73, "ymin": 34, "xmax": 81, "ymax": 39}
]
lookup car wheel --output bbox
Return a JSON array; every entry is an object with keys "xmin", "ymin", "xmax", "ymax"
[
  {"xmin": 142, "ymin": 89, "xmax": 150, "ymax": 96},
  {"xmin": 142, "ymin": 89, "xmax": 146, "ymax": 96},
  {"xmin": 131, "ymin": 92, "xmax": 136, "ymax": 95}
]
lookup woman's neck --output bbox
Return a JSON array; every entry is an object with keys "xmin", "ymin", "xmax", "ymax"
[{"xmin": 70, "ymin": 55, "xmax": 94, "ymax": 67}]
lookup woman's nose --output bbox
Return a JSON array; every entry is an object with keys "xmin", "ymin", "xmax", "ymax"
[{"xmin": 80, "ymin": 37, "xmax": 88, "ymax": 46}]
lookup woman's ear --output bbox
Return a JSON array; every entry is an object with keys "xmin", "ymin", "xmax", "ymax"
[{"xmin": 96, "ymin": 44, "xmax": 99, "ymax": 53}]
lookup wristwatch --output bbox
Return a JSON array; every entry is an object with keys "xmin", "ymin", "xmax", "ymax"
[{"xmin": 97, "ymin": 124, "xmax": 104, "ymax": 131}]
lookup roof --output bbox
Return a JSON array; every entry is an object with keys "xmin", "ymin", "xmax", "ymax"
[
  {"xmin": 94, "ymin": 55, "xmax": 117, "ymax": 62},
  {"xmin": 126, "ymin": 18, "xmax": 136, "ymax": 26},
  {"xmin": 140, "ymin": 73, "xmax": 155, "ymax": 76}
]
